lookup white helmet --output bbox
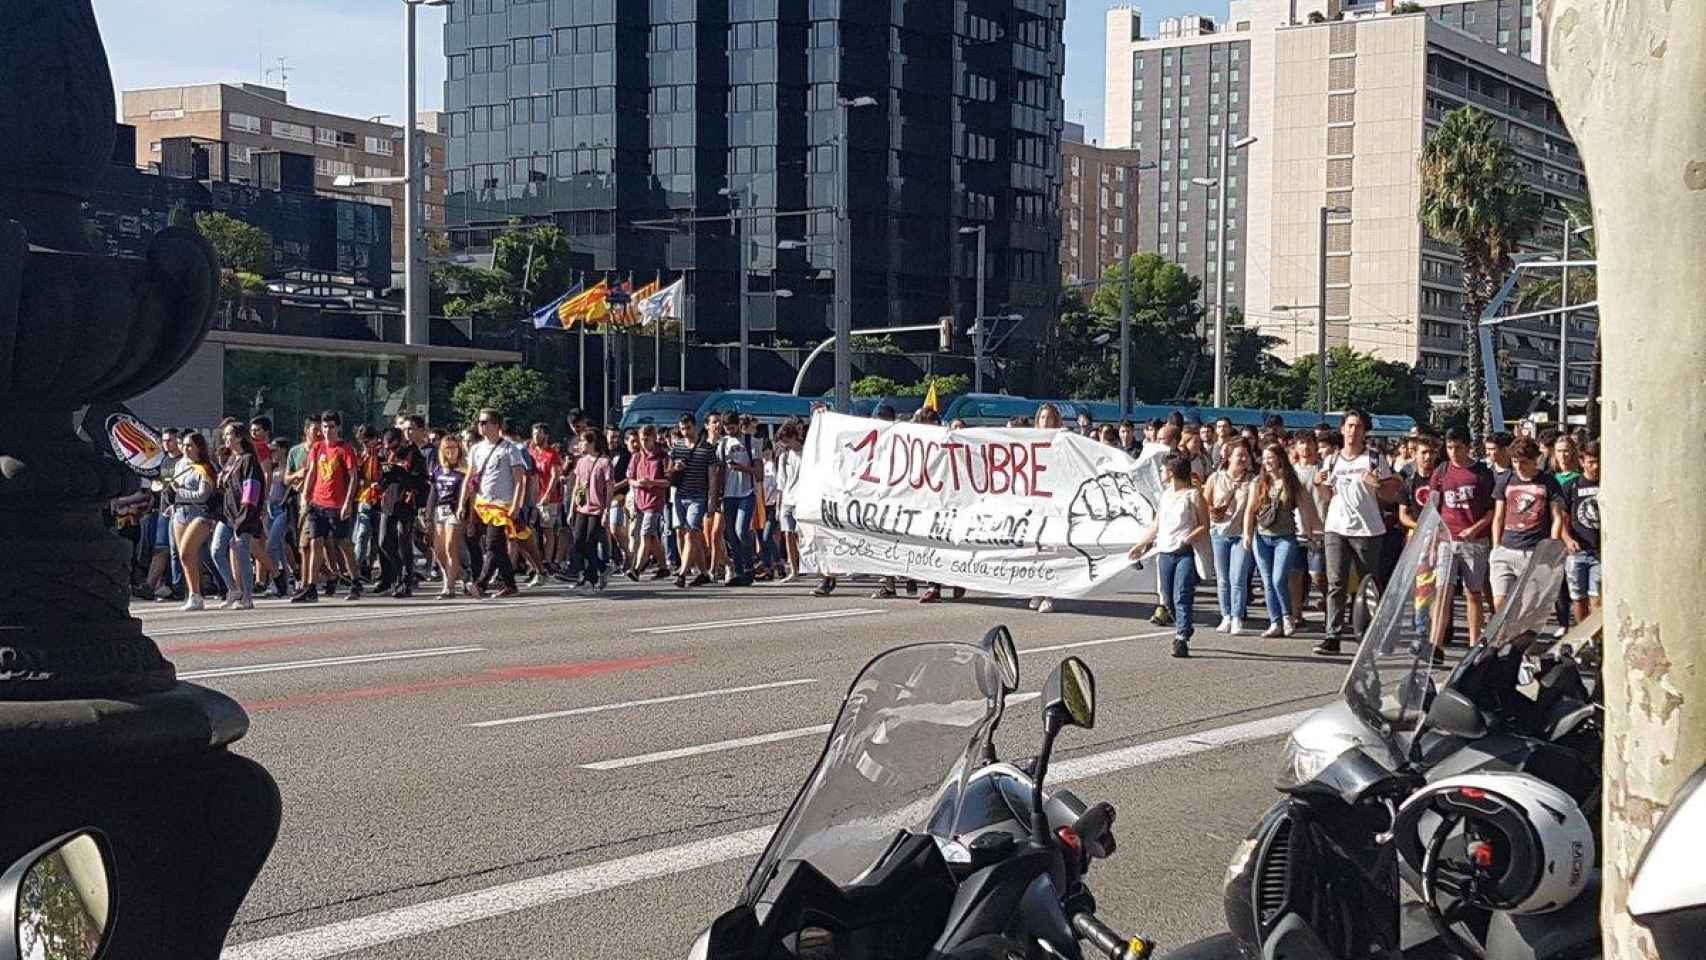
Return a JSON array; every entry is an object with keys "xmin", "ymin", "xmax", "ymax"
[{"xmin": 1391, "ymin": 772, "xmax": 1595, "ymax": 915}]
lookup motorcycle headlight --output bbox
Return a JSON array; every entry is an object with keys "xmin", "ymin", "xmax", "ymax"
[{"xmin": 1274, "ymin": 733, "xmax": 1356, "ymax": 792}]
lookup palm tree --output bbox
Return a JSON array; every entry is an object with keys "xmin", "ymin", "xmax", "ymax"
[
  {"xmin": 1515, "ymin": 199, "xmax": 1600, "ymax": 432},
  {"xmin": 1419, "ymin": 107, "xmax": 1544, "ymax": 440}
]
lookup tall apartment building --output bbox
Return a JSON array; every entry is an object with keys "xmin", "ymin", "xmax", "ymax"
[
  {"xmin": 1061, "ymin": 130, "xmax": 1142, "ymax": 288},
  {"xmin": 440, "ymin": 0, "xmax": 1065, "ymax": 355},
  {"xmin": 1264, "ymin": 12, "xmax": 1589, "ymax": 399},
  {"xmin": 120, "ymin": 83, "xmax": 448, "ymax": 279},
  {"xmin": 1104, "ymin": 1, "xmax": 1587, "ymax": 406},
  {"xmin": 1104, "ymin": 7, "xmax": 1255, "ymax": 328}
]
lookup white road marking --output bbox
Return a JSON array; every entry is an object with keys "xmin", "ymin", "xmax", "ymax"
[
  {"xmin": 582, "ymin": 692, "xmax": 1038, "ymax": 771},
  {"xmin": 221, "ymin": 707, "xmax": 1312, "ymax": 960},
  {"xmin": 465, "ymin": 678, "xmax": 821, "ymax": 729},
  {"xmin": 151, "ymin": 598, "xmax": 594, "ymax": 638},
  {"xmin": 630, "ymin": 608, "xmax": 885, "ymax": 635},
  {"xmin": 177, "ymin": 646, "xmax": 486, "ymax": 680},
  {"xmin": 1018, "ymin": 631, "xmax": 1173, "ymax": 655}
]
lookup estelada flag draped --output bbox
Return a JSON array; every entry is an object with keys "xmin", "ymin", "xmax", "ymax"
[{"xmin": 558, "ymin": 280, "xmax": 608, "ymax": 330}]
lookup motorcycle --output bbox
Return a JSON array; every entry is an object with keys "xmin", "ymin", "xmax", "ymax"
[
  {"xmin": 688, "ymin": 626, "xmax": 1193, "ymax": 960},
  {"xmin": 1220, "ymin": 504, "xmax": 1604, "ymax": 960}
]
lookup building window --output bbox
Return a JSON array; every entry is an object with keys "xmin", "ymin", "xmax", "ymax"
[
  {"xmin": 365, "ymin": 135, "xmax": 395, "ymax": 156},
  {"xmin": 1163, "ymin": 75, "xmax": 1172, "ymax": 88},
  {"xmin": 1178, "ymin": 240, "xmax": 1189, "ymax": 254},
  {"xmin": 228, "ymin": 112, "xmax": 262, "ymax": 133},
  {"xmin": 315, "ymin": 157, "xmax": 354, "ymax": 178},
  {"xmin": 229, "ymin": 145, "xmax": 252, "ymax": 163},
  {"xmin": 272, "ymin": 120, "xmax": 313, "ymax": 143},
  {"xmin": 1160, "ymin": 241, "xmax": 1170, "ymax": 254}
]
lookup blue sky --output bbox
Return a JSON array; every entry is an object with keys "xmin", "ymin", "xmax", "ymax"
[{"xmin": 94, "ymin": 1, "xmax": 1213, "ymax": 139}]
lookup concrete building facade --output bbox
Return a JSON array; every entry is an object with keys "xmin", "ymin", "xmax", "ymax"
[
  {"xmin": 1263, "ymin": 12, "xmax": 1588, "ymax": 399},
  {"xmin": 1061, "ymin": 133, "xmax": 1143, "ymax": 288},
  {"xmin": 120, "ymin": 83, "xmax": 447, "ymax": 278},
  {"xmin": 1105, "ymin": 1, "xmax": 1587, "ymax": 405},
  {"xmin": 1104, "ymin": 7, "xmax": 1255, "ymax": 329}
]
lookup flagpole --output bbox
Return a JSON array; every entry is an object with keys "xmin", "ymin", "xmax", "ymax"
[
  {"xmin": 652, "ymin": 269, "xmax": 662, "ymax": 391},
  {"xmin": 600, "ymin": 273, "xmax": 609, "ymax": 429},
  {"xmin": 624, "ymin": 271, "xmax": 635, "ymax": 400},
  {"xmin": 680, "ymin": 271, "xmax": 690, "ymax": 391},
  {"xmin": 577, "ymin": 271, "xmax": 587, "ymax": 411}
]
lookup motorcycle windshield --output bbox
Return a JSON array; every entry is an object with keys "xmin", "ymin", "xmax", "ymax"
[
  {"xmin": 1480, "ymin": 539, "xmax": 1567, "ymax": 650},
  {"xmin": 742, "ymin": 642, "xmax": 1004, "ymax": 905},
  {"xmin": 1341, "ymin": 503, "xmax": 1459, "ymax": 757}
]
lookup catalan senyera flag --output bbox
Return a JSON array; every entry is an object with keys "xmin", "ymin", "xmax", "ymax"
[
  {"xmin": 558, "ymin": 280, "xmax": 609, "ymax": 330},
  {"xmin": 612, "ymin": 279, "xmax": 660, "ymax": 330}
]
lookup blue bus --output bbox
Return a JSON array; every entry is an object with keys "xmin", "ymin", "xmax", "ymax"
[{"xmin": 941, "ymin": 394, "xmax": 1416, "ymax": 437}]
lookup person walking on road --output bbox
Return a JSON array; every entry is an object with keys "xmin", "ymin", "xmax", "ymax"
[
  {"xmin": 1026, "ymin": 403, "xmax": 1069, "ymax": 613},
  {"xmin": 293, "ymin": 412, "xmax": 361, "ymax": 603},
  {"xmin": 1207, "ymin": 440, "xmax": 1256, "ymax": 635},
  {"xmin": 1129, "ymin": 455, "xmax": 1210, "ymax": 659},
  {"xmin": 428, "ymin": 434, "xmax": 470, "ymax": 599},
  {"xmin": 463, "ymin": 410, "xmax": 529, "ymax": 599},
  {"xmin": 1490, "ymin": 436, "xmax": 1567, "ymax": 614},
  {"xmin": 1314, "ymin": 409, "xmax": 1399, "ymax": 656},
  {"xmin": 714, "ymin": 411, "xmax": 758, "ymax": 588},
  {"xmin": 1246, "ymin": 442, "xmax": 1320, "ymax": 638},
  {"xmin": 214, "ymin": 421, "xmax": 266, "ymax": 610},
  {"xmin": 569, "ymin": 428, "xmax": 613, "ymax": 590},
  {"xmin": 1561, "ymin": 440, "xmax": 1602, "ymax": 625},
  {"xmin": 670, "ymin": 414, "xmax": 719, "ymax": 589},
  {"xmin": 1431, "ymin": 426, "xmax": 1496, "ymax": 650},
  {"xmin": 375, "ymin": 427, "xmax": 428, "ymax": 598},
  {"xmin": 625, "ymin": 424, "xmax": 671, "ymax": 581},
  {"xmin": 772, "ymin": 417, "xmax": 806, "ymax": 582},
  {"xmin": 168, "ymin": 431, "xmax": 218, "ymax": 611}
]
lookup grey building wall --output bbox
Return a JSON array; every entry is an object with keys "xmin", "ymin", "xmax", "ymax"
[{"xmin": 1127, "ymin": 36, "xmax": 1253, "ymax": 326}]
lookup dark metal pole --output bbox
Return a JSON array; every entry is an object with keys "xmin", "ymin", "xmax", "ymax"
[
  {"xmin": 653, "ymin": 270, "xmax": 662, "ymax": 391},
  {"xmin": 1558, "ymin": 223, "xmax": 1572, "ymax": 426},
  {"xmin": 974, "ymin": 225, "xmax": 986, "ymax": 393},
  {"xmin": 834, "ymin": 101, "xmax": 852, "ymax": 412},
  {"xmin": 1120, "ymin": 170, "xmax": 1133, "ymax": 418},
  {"xmin": 1317, "ymin": 207, "xmax": 1329, "ymax": 420}
]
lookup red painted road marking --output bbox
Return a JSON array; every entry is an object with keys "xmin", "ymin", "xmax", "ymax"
[
  {"xmin": 163, "ymin": 633, "xmax": 332, "ymax": 656},
  {"xmin": 242, "ymin": 655, "xmax": 690, "ymax": 713}
]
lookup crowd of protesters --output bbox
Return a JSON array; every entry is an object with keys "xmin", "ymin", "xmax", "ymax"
[
  {"xmin": 110, "ymin": 405, "xmax": 816, "ymax": 612},
  {"xmin": 109, "ymin": 402, "xmax": 1601, "ymax": 668}
]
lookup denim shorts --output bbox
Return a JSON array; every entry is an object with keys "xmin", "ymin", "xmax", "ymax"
[
  {"xmin": 637, "ymin": 509, "xmax": 665, "ymax": 536},
  {"xmin": 606, "ymin": 501, "xmax": 626, "ymax": 527},
  {"xmin": 172, "ymin": 503, "xmax": 210, "ymax": 526},
  {"xmin": 780, "ymin": 505, "xmax": 797, "ymax": 533},
  {"xmin": 1565, "ymin": 550, "xmax": 1601, "ymax": 600},
  {"xmin": 674, "ymin": 496, "xmax": 707, "ymax": 532}
]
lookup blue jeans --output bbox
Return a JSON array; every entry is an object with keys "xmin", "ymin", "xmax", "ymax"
[
  {"xmin": 264, "ymin": 503, "xmax": 289, "ymax": 579},
  {"xmin": 1211, "ymin": 530, "xmax": 1253, "ymax": 619},
  {"xmin": 1158, "ymin": 547, "xmax": 1200, "ymax": 641},
  {"xmin": 353, "ymin": 504, "xmax": 382, "ymax": 574},
  {"xmin": 1251, "ymin": 533, "xmax": 1300, "ymax": 624},
  {"xmin": 210, "ymin": 521, "xmax": 254, "ymax": 602},
  {"xmin": 722, "ymin": 493, "xmax": 756, "ymax": 576}
]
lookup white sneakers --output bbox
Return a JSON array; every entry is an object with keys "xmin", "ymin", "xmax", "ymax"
[
  {"xmin": 1028, "ymin": 597, "xmax": 1041, "ymax": 610},
  {"xmin": 181, "ymin": 594, "xmax": 204, "ymax": 612},
  {"xmin": 1216, "ymin": 616, "xmax": 1232, "ymax": 633},
  {"xmin": 1037, "ymin": 599, "xmax": 1055, "ymax": 614},
  {"xmin": 1229, "ymin": 617, "xmax": 1244, "ymax": 636},
  {"xmin": 1262, "ymin": 622, "xmax": 1284, "ymax": 639},
  {"xmin": 1283, "ymin": 617, "xmax": 1300, "ymax": 637},
  {"xmin": 527, "ymin": 573, "xmax": 545, "ymax": 589}
]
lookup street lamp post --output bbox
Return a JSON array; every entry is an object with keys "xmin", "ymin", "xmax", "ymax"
[
  {"xmin": 834, "ymin": 95, "xmax": 878, "ymax": 412},
  {"xmin": 402, "ymin": 0, "xmax": 448, "ymax": 419},
  {"xmin": 718, "ymin": 187, "xmax": 751, "ymax": 388},
  {"xmin": 1191, "ymin": 134, "xmax": 1256, "ymax": 407},
  {"xmin": 958, "ymin": 225, "xmax": 987, "ymax": 392}
]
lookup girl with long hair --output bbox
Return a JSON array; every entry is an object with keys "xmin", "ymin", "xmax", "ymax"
[
  {"xmin": 1245, "ymin": 442, "xmax": 1322, "ymax": 637},
  {"xmin": 429, "ymin": 434, "xmax": 471, "ymax": 599},
  {"xmin": 214, "ymin": 421, "xmax": 267, "ymax": 609},
  {"xmin": 169, "ymin": 432, "xmax": 218, "ymax": 611}
]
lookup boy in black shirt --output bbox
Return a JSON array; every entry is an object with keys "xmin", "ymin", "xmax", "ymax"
[{"xmin": 1561, "ymin": 440, "xmax": 1601, "ymax": 623}]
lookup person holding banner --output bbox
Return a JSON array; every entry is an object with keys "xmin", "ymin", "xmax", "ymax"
[
  {"xmin": 1028, "ymin": 403, "xmax": 1068, "ymax": 614},
  {"xmin": 1128, "ymin": 455, "xmax": 1211, "ymax": 658}
]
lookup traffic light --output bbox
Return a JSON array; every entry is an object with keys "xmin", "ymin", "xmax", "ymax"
[{"xmin": 939, "ymin": 315, "xmax": 954, "ymax": 352}]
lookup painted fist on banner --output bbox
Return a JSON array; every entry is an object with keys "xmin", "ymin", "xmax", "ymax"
[{"xmin": 1065, "ymin": 469, "xmax": 1158, "ymax": 578}]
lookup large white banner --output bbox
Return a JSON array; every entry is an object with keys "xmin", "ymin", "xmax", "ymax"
[{"xmin": 790, "ymin": 412, "xmax": 1167, "ymax": 598}]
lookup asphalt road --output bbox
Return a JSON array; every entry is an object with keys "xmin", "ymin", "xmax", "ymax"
[{"xmin": 132, "ymin": 575, "xmax": 1357, "ymax": 960}]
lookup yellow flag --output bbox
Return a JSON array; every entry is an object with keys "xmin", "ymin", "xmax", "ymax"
[
  {"xmin": 923, "ymin": 380, "xmax": 941, "ymax": 412},
  {"xmin": 558, "ymin": 281, "xmax": 609, "ymax": 330}
]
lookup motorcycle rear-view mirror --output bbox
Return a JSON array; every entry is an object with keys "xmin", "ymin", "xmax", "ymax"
[
  {"xmin": 1630, "ymin": 761, "xmax": 1706, "ymax": 960},
  {"xmin": 981, "ymin": 625, "xmax": 1020, "ymax": 694},
  {"xmin": 1042, "ymin": 656, "xmax": 1096, "ymax": 731},
  {"xmin": 0, "ymin": 829, "xmax": 116, "ymax": 960}
]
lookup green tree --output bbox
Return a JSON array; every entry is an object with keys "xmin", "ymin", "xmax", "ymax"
[
  {"xmin": 437, "ymin": 265, "xmax": 520, "ymax": 320},
  {"xmin": 193, "ymin": 211, "xmax": 274, "ymax": 275},
  {"xmin": 898, "ymin": 373, "xmax": 971, "ymax": 397},
  {"xmin": 852, "ymin": 375, "xmax": 904, "ymax": 397},
  {"xmin": 1393, "ymin": 1, "xmax": 1425, "ymax": 13},
  {"xmin": 849, "ymin": 335, "xmax": 901, "ymax": 355},
  {"xmin": 449, "ymin": 363, "xmax": 556, "ymax": 431},
  {"xmin": 1050, "ymin": 252, "xmax": 1209, "ymax": 402},
  {"xmin": 1224, "ymin": 346, "xmax": 1432, "ymax": 421},
  {"xmin": 492, "ymin": 223, "xmax": 577, "ymax": 311},
  {"xmin": 1420, "ymin": 106, "xmax": 1543, "ymax": 439}
]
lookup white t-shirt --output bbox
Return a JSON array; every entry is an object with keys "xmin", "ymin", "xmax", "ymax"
[
  {"xmin": 1322, "ymin": 449, "xmax": 1393, "ymax": 537},
  {"xmin": 717, "ymin": 435, "xmax": 756, "ymax": 499},
  {"xmin": 469, "ymin": 438, "xmax": 525, "ymax": 503},
  {"xmin": 1154, "ymin": 487, "xmax": 1202, "ymax": 554}
]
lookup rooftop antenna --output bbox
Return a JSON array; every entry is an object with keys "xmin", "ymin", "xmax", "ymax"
[{"xmin": 264, "ymin": 57, "xmax": 292, "ymax": 92}]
